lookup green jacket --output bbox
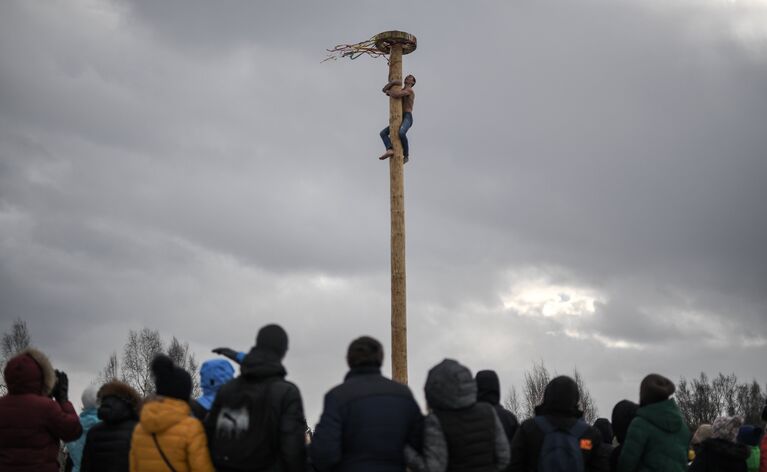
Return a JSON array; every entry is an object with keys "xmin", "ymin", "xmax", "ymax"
[
  {"xmin": 747, "ymin": 445, "xmax": 760, "ymax": 472},
  {"xmin": 618, "ymin": 399, "xmax": 690, "ymax": 472}
]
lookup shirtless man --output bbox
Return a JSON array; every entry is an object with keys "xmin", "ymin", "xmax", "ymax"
[{"xmin": 379, "ymin": 74, "xmax": 416, "ymax": 163}]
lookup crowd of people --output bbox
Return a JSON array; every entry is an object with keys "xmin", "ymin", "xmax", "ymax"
[{"xmin": 1, "ymin": 323, "xmax": 765, "ymax": 472}]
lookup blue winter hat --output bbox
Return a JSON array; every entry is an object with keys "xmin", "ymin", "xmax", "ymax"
[{"xmin": 737, "ymin": 424, "xmax": 763, "ymax": 447}]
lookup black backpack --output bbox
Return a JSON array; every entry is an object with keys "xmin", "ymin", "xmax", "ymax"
[
  {"xmin": 210, "ymin": 380, "xmax": 279, "ymax": 470},
  {"xmin": 534, "ymin": 416, "xmax": 589, "ymax": 472}
]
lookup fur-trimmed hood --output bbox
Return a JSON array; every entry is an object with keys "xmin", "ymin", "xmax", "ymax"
[
  {"xmin": 3, "ymin": 347, "xmax": 56, "ymax": 395},
  {"xmin": 98, "ymin": 380, "xmax": 142, "ymax": 410}
]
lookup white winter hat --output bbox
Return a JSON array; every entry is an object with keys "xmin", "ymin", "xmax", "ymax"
[{"xmin": 81, "ymin": 384, "xmax": 99, "ymax": 410}]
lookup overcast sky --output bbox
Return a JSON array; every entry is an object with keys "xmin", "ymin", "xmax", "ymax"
[{"xmin": 1, "ymin": 0, "xmax": 766, "ymax": 423}]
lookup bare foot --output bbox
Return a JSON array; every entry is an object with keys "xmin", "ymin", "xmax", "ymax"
[{"xmin": 379, "ymin": 150, "xmax": 394, "ymax": 160}]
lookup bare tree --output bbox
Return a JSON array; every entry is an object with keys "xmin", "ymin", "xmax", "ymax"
[
  {"xmin": 503, "ymin": 385, "xmax": 522, "ymax": 419},
  {"xmin": 574, "ymin": 368, "xmax": 599, "ymax": 423},
  {"xmin": 517, "ymin": 361, "xmax": 599, "ymax": 421},
  {"xmin": 0, "ymin": 319, "xmax": 31, "ymax": 395},
  {"xmin": 110, "ymin": 328, "xmax": 201, "ymax": 399},
  {"xmin": 735, "ymin": 380, "xmax": 764, "ymax": 425},
  {"xmin": 121, "ymin": 328, "xmax": 163, "ymax": 397},
  {"xmin": 522, "ymin": 361, "xmax": 550, "ymax": 419},
  {"xmin": 677, "ymin": 372, "xmax": 766, "ymax": 431},
  {"xmin": 167, "ymin": 337, "xmax": 201, "ymax": 398},
  {"xmin": 99, "ymin": 352, "xmax": 120, "ymax": 385}
]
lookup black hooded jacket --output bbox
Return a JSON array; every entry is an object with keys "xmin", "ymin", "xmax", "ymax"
[
  {"xmin": 508, "ymin": 376, "xmax": 604, "ymax": 472},
  {"xmin": 205, "ymin": 347, "xmax": 306, "ymax": 472},
  {"xmin": 80, "ymin": 396, "xmax": 139, "ymax": 472},
  {"xmin": 476, "ymin": 370, "xmax": 519, "ymax": 448},
  {"xmin": 689, "ymin": 438, "xmax": 750, "ymax": 472}
]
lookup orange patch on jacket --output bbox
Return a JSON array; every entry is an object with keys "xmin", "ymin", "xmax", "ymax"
[{"xmin": 580, "ymin": 439, "xmax": 593, "ymax": 451}]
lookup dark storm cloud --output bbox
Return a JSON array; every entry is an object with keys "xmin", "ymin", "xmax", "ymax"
[{"xmin": 1, "ymin": 0, "xmax": 765, "ymax": 419}]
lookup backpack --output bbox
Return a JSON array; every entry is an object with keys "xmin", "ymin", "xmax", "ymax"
[
  {"xmin": 210, "ymin": 379, "xmax": 279, "ymax": 470},
  {"xmin": 534, "ymin": 416, "xmax": 590, "ymax": 472}
]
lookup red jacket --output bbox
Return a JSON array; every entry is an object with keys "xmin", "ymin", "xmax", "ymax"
[
  {"xmin": 760, "ymin": 434, "xmax": 767, "ymax": 472},
  {"xmin": 0, "ymin": 349, "xmax": 82, "ymax": 472}
]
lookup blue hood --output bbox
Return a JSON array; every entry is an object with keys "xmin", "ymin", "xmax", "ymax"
[{"xmin": 197, "ymin": 359, "xmax": 235, "ymax": 410}]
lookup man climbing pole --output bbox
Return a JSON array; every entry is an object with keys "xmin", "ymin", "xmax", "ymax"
[{"xmin": 379, "ymin": 74, "xmax": 416, "ymax": 163}]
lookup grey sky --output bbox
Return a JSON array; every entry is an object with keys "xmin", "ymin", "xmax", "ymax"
[{"xmin": 1, "ymin": 0, "xmax": 766, "ymax": 423}]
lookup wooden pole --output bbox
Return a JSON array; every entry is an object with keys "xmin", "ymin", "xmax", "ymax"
[{"xmin": 387, "ymin": 44, "xmax": 408, "ymax": 384}]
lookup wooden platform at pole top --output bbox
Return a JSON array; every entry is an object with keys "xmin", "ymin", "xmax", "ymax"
[{"xmin": 373, "ymin": 31, "xmax": 417, "ymax": 55}]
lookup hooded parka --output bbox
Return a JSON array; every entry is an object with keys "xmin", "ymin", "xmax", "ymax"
[
  {"xmin": 405, "ymin": 359, "xmax": 510, "ymax": 472},
  {"xmin": 129, "ymin": 397, "xmax": 214, "ymax": 472},
  {"xmin": 191, "ymin": 359, "xmax": 234, "ymax": 421},
  {"xmin": 0, "ymin": 348, "xmax": 83, "ymax": 472},
  {"xmin": 81, "ymin": 380, "xmax": 141, "ymax": 472},
  {"xmin": 205, "ymin": 337, "xmax": 307, "ymax": 472},
  {"xmin": 617, "ymin": 399, "xmax": 689, "ymax": 472}
]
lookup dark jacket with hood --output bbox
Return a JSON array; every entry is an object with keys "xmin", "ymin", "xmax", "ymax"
[
  {"xmin": 609, "ymin": 400, "xmax": 638, "ymax": 472},
  {"xmin": 508, "ymin": 376, "xmax": 604, "ymax": 472},
  {"xmin": 0, "ymin": 348, "xmax": 83, "ymax": 472},
  {"xmin": 617, "ymin": 399, "xmax": 689, "ymax": 472},
  {"xmin": 405, "ymin": 359, "xmax": 510, "ymax": 472},
  {"xmin": 476, "ymin": 370, "xmax": 518, "ymax": 449},
  {"xmin": 689, "ymin": 438, "xmax": 750, "ymax": 472},
  {"xmin": 81, "ymin": 381, "xmax": 141, "ymax": 472},
  {"xmin": 206, "ymin": 347, "xmax": 306, "ymax": 472},
  {"xmin": 310, "ymin": 366, "xmax": 423, "ymax": 471}
]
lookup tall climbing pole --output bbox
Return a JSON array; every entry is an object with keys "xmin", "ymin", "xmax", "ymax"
[
  {"xmin": 323, "ymin": 30, "xmax": 417, "ymax": 384},
  {"xmin": 373, "ymin": 31, "xmax": 417, "ymax": 384}
]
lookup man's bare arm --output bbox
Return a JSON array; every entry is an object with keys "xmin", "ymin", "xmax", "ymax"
[{"xmin": 382, "ymin": 80, "xmax": 400, "ymax": 94}]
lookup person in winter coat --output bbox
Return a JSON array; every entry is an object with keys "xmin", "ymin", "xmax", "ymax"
[
  {"xmin": 737, "ymin": 425, "xmax": 762, "ymax": 472},
  {"xmin": 206, "ymin": 324, "xmax": 306, "ymax": 472},
  {"xmin": 610, "ymin": 400, "xmax": 638, "ymax": 472},
  {"xmin": 509, "ymin": 376, "xmax": 604, "ymax": 472},
  {"xmin": 310, "ymin": 336, "xmax": 423, "ymax": 471},
  {"xmin": 690, "ymin": 424, "xmax": 714, "ymax": 464},
  {"xmin": 617, "ymin": 374, "xmax": 689, "ymax": 472},
  {"xmin": 81, "ymin": 380, "xmax": 142, "ymax": 472},
  {"xmin": 476, "ymin": 370, "xmax": 519, "ymax": 447},
  {"xmin": 66, "ymin": 385, "xmax": 100, "ymax": 472},
  {"xmin": 689, "ymin": 416, "xmax": 749, "ymax": 472},
  {"xmin": 129, "ymin": 354, "xmax": 214, "ymax": 472},
  {"xmin": 0, "ymin": 348, "xmax": 83, "ymax": 472},
  {"xmin": 593, "ymin": 418, "xmax": 615, "ymax": 472},
  {"xmin": 190, "ymin": 359, "xmax": 234, "ymax": 421},
  {"xmin": 405, "ymin": 359, "xmax": 510, "ymax": 472}
]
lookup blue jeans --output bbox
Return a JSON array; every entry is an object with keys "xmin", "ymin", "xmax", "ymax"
[{"xmin": 380, "ymin": 112, "xmax": 413, "ymax": 157}]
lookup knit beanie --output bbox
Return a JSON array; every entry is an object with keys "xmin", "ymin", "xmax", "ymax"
[
  {"xmin": 691, "ymin": 424, "xmax": 713, "ymax": 445},
  {"xmin": 81, "ymin": 384, "xmax": 99, "ymax": 410},
  {"xmin": 712, "ymin": 416, "xmax": 744, "ymax": 442},
  {"xmin": 736, "ymin": 425, "xmax": 763, "ymax": 447},
  {"xmin": 639, "ymin": 373, "xmax": 675, "ymax": 406},
  {"xmin": 346, "ymin": 336, "xmax": 384, "ymax": 368},
  {"xmin": 151, "ymin": 354, "xmax": 192, "ymax": 401},
  {"xmin": 256, "ymin": 324, "xmax": 289, "ymax": 359}
]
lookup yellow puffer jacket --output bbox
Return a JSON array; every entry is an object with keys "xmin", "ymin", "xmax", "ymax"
[{"xmin": 129, "ymin": 397, "xmax": 214, "ymax": 472}]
